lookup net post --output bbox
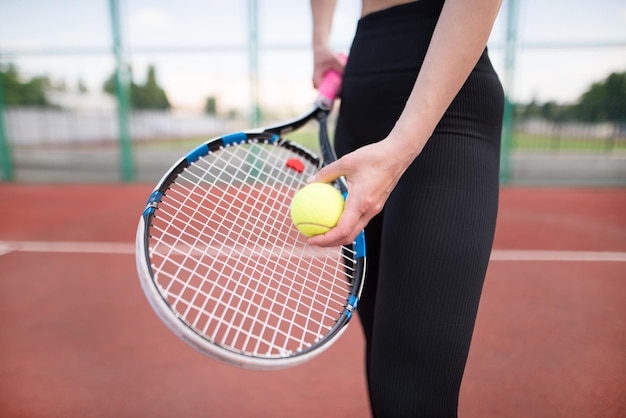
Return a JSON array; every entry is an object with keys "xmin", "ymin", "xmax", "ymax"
[
  {"xmin": 248, "ymin": 0, "xmax": 261, "ymax": 127},
  {"xmin": 0, "ymin": 69, "xmax": 13, "ymax": 181},
  {"xmin": 500, "ymin": 0, "xmax": 519, "ymax": 185},
  {"xmin": 109, "ymin": 0, "xmax": 135, "ymax": 182}
]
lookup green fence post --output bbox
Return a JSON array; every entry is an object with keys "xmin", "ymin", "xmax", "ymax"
[
  {"xmin": 109, "ymin": 0, "xmax": 134, "ymax": 182},
  {"xmin": 248, "ymin": 0, "xmax": 261, "ymax": 127},
  {"xmin": 0, "ymin": 70, "xmax": 13, "ymax": 181},
  {"xmin": 500, "ymin": 0, "xmax": 519, "ymax": 184}
]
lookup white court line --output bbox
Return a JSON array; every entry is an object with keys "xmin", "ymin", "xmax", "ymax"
[
  {"xmin": 490, "ymin": 250, "xmax": 626, "ymax": 262},
  {"xmin": 0, "ymin": 241, "xmax": 625, "ymax": 262},
  {"xmin": 0, "ymin": 241, "xmax": 135, "ymax": 255}
]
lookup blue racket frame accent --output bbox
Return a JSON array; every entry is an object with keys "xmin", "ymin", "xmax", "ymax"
[
  {"xmin": 222, "ymin": 132, "xmax": 247, "ymax": 146},
  {"xmin": 354, "ymin": 231, "xmax": 366, "ymax": 258},
  {"xmin": 186, "ymin": 144, "xmax": 209, "ymax": 164},
  {"xmin": 142, "ymin": 190, "xmax": 163, "ymax": 216},
  {"xmin": 345, "ymin": 295, "xmax": 359, "ymax": 320}
]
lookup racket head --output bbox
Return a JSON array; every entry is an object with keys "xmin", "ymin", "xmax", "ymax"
[{"xmin": 136, "ymin": 130, "xmax": 365, "ymax": 370}]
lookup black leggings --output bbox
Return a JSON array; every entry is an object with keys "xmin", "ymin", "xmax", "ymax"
[{"xmin": 335, "ymin": 2, "xmax": 504, "ymax": 416}]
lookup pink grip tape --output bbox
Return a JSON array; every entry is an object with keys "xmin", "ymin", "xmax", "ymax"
[{"xmin": 316, "ymin": 53, "xmax": 347, "ymax": 109}]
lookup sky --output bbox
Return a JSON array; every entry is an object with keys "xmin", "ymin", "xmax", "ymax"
[{"xmin": 0, "ymin": 0, "xmax": 625, "ymax": 113}]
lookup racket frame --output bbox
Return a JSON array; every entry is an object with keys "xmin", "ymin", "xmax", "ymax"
[{"xmin": 136, "ymin": 65, "xmax": 366, "ymax": 370}]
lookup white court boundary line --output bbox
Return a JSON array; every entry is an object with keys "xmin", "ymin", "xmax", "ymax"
[
  {"xmin": 0, "ymin": 240, "xmax": 625, "ymax": 262},
  {"xmin": 490, "ymin": 250, "xmax": 626, "ymax": 262},
  {"xmin": 0, "ymin": 241, "xmax": 134, "ymax": 256}
]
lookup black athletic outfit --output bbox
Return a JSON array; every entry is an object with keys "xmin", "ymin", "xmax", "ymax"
[{"xmin": 334, "ymin": 1, "xmax": 504, "ymax": 416}]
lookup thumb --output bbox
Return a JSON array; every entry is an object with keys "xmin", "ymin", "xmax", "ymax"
[{"xmin": 307, "ymin": 160, "xmax": 344, "ymax": 184}]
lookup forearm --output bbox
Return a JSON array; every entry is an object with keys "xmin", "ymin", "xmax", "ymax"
[
  {"xmin": 310, "ymin": 0, "xmax": 343, "ymax": 87},
  {"xmin": 389, "ymin": 0, "xmax": 502, "ymax": 159},
  {"xmin": 310, "ymin": 0, "xmax": 338, "ymax": 51}
]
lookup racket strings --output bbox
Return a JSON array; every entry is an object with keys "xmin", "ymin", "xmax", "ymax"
[{"xmin": 148, "ymin": 142, "xmax": 357, "ymax": 357}]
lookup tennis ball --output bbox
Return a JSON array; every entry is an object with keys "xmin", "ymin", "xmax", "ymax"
[{"xmin": 290, "ymin": 183, "xmax": 344, "ymax": 237}]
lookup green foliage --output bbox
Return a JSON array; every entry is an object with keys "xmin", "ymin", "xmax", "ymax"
[
  {"xmin": 0, "ymin": 64, "xmax": 51, "ymax": 106},
  {"xmin": 517, "ymin": 71, "xmax": 626, "ymax": 123},
  {"xmin": 204, "ymin": 96, "xmax": 217, "ymax": 115},
  {"xmin": 103, "ymin": 65, "xmax": 170, "ymax": 110},
  {"xmin": 132, "ymin": 66, "xmax": 169, "ymax": 110},
  {"xmin": 576, "ymin": 72, "xmax": 626, "ymax": 122}
]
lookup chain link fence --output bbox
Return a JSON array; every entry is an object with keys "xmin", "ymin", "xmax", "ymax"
[{"xmin": 1, "ymin": 0, "xmax": 624, "ymax": 185}]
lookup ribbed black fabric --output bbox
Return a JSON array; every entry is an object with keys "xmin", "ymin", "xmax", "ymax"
[{"xmin": 334, "ymin": 1, "xmax": 504, "ymax": 417}]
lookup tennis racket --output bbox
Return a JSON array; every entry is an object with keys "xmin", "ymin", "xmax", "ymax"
[{"xmin": 136, "ymin": 60, "xmax": 366, "ymax": 370}]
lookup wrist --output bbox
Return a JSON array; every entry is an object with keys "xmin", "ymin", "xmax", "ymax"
[
  {"xmin": 312, "ymin": 39, "xmax": 331, "ymax": 54},
  {"xmin": 387, "ymin": 121, "xmax": 431, "ymax": 159}
]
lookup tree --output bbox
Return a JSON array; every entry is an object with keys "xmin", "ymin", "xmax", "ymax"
[
  {"xmin": 0, "ymin": 64, "xmax": 51, "ymax": 106},
  {"xmin": 515, "ymin": 71, "xmax": 626, "ymax": 123},
  {"xmin": 520, "ymin": 99, "xmax": 542, "ymax": 119},
  {"xmin": 204, "ymin": 96, "xmax": 217, "ymax": 115},
  {"xmin": 103, "ymin": 65, "xmax": 170, "ymax": 110},
  {"xmin": 132, "ymin": 65, "xmax": 170, "ymax": 110},
  {"xmin": 575, "ymin": 71, "xmax": 626, "ymax": 122}
]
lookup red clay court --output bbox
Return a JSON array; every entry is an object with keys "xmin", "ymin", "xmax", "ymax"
[{"xmin": 0, "ymin": 185, "xmax": 624, "ymax": 417}]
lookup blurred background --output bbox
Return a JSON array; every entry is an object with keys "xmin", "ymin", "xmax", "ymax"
[
  {"xmin": 0, "ymin": 0, "xmax": 625, "ymax": 185},
  {"xmin": 1, "ymin": 2, "xmax": 625, "ymax": 417}
]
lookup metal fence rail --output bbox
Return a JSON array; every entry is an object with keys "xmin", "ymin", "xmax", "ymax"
[{"xmin": 0, "ymin": 0, "xmax": 624, "ymax": 185}]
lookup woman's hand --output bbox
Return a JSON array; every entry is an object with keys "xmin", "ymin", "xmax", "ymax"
[
  {"xmin": 306, "ymin": 137, "xmax": 419, "ymax": 247},
  {"xmin": 312, "ymin": 48, "xmax": 345, "ymax": 89}
]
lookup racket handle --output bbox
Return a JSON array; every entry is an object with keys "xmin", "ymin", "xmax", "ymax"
[{"xmin": 316, "ymin": 53, "xmax": 347, "ymax": 109}]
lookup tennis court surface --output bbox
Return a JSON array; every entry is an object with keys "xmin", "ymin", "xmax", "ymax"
[{"xmin": 0, "ymin": 185, "xmax": 624, "ymax": 417}]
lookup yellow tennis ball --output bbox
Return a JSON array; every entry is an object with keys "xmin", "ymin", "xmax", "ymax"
[{"xmin": 290, "ymin": 183, "xmax": 344, "ymax": 237}]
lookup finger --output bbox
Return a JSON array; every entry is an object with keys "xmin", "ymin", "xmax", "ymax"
[
  {"xmin": 330, "ymin": 54, "xmax": 346, "ymax": 73},
  {"xmin": 306, "ymin": 195, "xmax": 363, "ymax": 247},
  {"xmin": 306, "ymin": 213, "xmax": 359, "ymax": 247}
]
